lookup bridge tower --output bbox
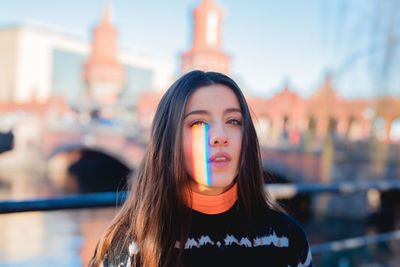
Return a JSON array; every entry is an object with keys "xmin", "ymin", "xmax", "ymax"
[
  {"xmin": 181, "ymin": 0, "xmax": 230, "ymax": 75},
  {"xmin": 83, "ymin": 3, "xmax": 125, "ymax": 107}
]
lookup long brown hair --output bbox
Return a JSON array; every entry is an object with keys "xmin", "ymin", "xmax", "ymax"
[{"xmin": 89, "ymin": 70, "xmax": 282, "ymax": 267}]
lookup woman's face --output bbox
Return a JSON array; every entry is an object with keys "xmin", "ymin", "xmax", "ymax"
[{"xmin": 182, "ymin": 84, "xmax": 243, "ymax": 195}]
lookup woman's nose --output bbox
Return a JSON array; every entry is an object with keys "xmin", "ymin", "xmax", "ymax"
[{"xmin": 209, "ymin": 125, "xmax": 228, "ymax": 146}]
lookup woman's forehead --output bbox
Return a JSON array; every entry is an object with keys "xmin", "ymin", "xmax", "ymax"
[{"xmin": 184, "ymin": 84, "xmax": 241, "ymax": 113}]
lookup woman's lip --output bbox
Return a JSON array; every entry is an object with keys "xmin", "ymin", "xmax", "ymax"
[
  {"xmin": 209, "ymin": 152, "xmax": 231, "ymax": 168},
  {"xmin": 209, "ymin": 152, "xmax": 231, "ymax": 162},
  {"xmin": 210, "ymin": 160, "xmax": 230, "ymax": 168}
]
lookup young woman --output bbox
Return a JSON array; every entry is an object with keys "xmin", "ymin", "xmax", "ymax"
[{"xmin": 89, "ymin": 70, "xmax": 312, "ymax": 267}]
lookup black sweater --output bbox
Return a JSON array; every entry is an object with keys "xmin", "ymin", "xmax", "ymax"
[{"xmin": 102, "ymin": 203, "xmax": 313, "ymax": 267}]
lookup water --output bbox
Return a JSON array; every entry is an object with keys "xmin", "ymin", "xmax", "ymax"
[
  {"xmin": 312, "ymin": 240, "xmax": 400, "ymax": 266},
  {"xmin": 0, "ymin": 208, "xmax": 118, "ymax": 266},
  {"xmin": 0, "ymin": 170, "xmax": 119, "ymax": 266}
]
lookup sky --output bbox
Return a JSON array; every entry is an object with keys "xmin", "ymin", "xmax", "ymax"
[{"xmin": 1, "ymin": 0, "xmax": 399, "ymax": 98}]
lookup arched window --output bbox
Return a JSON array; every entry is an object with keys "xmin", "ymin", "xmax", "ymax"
[
  {"xmin": 389, "ymin": 118, "xmax": 400, "ymax": 142},
  {"xmin": 328, "ymin": 117, "xmax": 337, "ymax": 134},
  {"xmin": 371, "ymin": 117, "xmax": 387, "ymax": 141},
  {"xmin": 347, "ymin": 117, "xmax": 362, "ymax": 141},
  {"xmin": 255, "ymin": 116, "xmax": 271, "ymax": 147},
  {"xmin": 308, "ymin": 117, "xmax": 316, "ymax": 133}
]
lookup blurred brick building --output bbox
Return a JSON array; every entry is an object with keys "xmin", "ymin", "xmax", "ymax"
[
  {"xmin": 0, "ymin": 5, "xmax": 172, "ymax": 107},
  {"xmin": 136, "ymin": 0, "xmax": 400, "ymax": 143}
]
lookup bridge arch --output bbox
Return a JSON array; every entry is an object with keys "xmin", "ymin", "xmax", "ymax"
[{"xmin": 47, "ymin": 144, "xmax": 133, "ymax": 194}]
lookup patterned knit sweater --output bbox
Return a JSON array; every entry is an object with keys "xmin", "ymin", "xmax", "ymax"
[{"xmin": 101, "ymin": 203, "xmax": 313, "ymax": 267}]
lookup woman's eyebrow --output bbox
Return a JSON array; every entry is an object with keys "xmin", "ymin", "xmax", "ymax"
[
  {"xmin": 224, "ymin": 108, "xmax": 241, "ymax": 114},
  {"xmin": 184, "ymin": 108, "xmax": 242, "ymax": 119},
  {"xmin": 184, "ymin": 110, "xmax": 209, "ymax": 118}
]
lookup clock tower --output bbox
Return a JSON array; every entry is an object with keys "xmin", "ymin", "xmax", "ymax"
[
  {"xmin": 181, "ymin": 0, "xmax": 230, "ymax": 75},
  {"xmin": 83, "ymin": 4, "xmax": 125, "ymax": 107}
]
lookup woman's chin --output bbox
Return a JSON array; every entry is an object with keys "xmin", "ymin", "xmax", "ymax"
[{"xmin": 192, "ymin": 180, "xmax": 235, "ymax": 195}]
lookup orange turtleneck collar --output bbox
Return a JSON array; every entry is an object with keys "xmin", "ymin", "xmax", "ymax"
[{"xmin": 189, "ymin": 183, "xmax": 238, "ymax": 215}]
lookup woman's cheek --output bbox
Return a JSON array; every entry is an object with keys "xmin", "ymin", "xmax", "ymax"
[{"xmin": 183, "ymin": 130, "xmax": 194, "ymax": 178}]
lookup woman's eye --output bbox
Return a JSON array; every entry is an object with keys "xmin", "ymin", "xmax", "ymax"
[
  {"xmin": 228, "ymin": 119, "xmax": 242, "ymax": 126},
  {"xmin": 190, "ymin": 121, "xmax": 207, "ymax": 127}
]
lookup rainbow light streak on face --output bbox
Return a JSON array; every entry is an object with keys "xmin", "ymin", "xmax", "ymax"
[{"xmin": 191, "ymin": 124, "xmax": 212, "ymax": 191}]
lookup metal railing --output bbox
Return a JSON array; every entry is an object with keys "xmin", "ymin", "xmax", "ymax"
[
  {"xmin": 0, "ymin": 191, "xmax": 127, "ymax": 214},
  {"xmin": 2, "ymin": 180, "xmax": 400, "ymax": 214},
  {"xmin": 311, "ymin": 229, "xmax": 400, "ymax": 254}
]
